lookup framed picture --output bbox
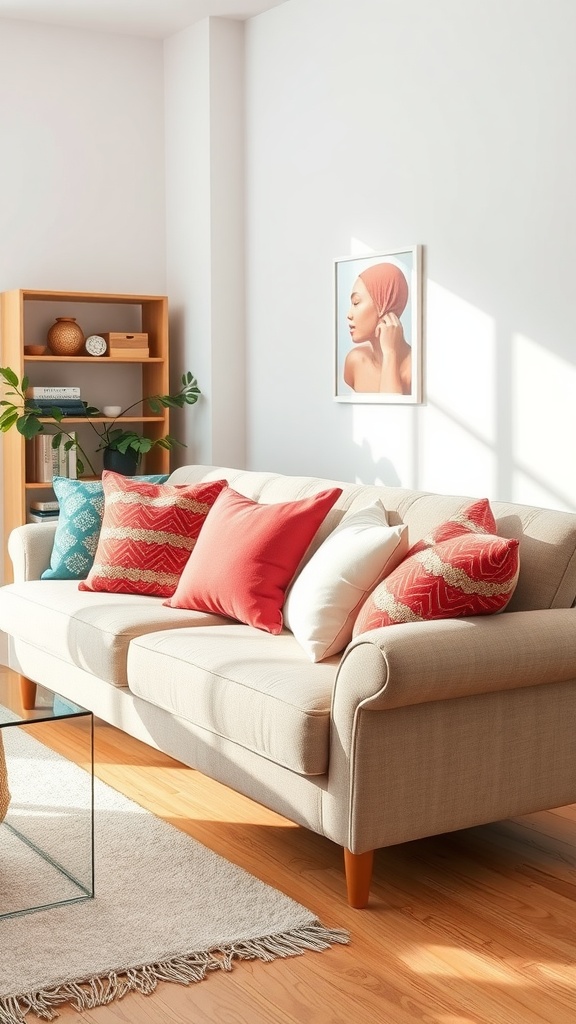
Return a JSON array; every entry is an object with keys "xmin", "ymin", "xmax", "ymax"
[{"xmin": 334, "ymin": 245, "xmax": 423, "ymax": 404}]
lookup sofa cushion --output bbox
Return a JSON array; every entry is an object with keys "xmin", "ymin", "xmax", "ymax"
[
  {"xmin": 0, "ymin": 580, "xmax": 229, "ymax": 687},
  {"xmin": 41, "ymin": 474, "xmax": 169, "ymax": 581},
  {"xmin": 127, "ymin": 626, "xmax": 339, "ymax": 775},
  {"xmin": 166, "ymin": 485, "xmax": 342, "ymax": 634},
  {"xmin": 283, "ymin": 501, "xmax": 409, "ymax": 661},
  {"xmin": 79, "ymin": 472, "xmax": 227, "ymax": 597},
  {"xmin": 353, "ymin": 533, "xmax": 520, "ymax": 634}
]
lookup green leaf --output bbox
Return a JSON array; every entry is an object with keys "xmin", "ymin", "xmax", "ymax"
[
  {"xmin": 0, "ymin": 367, "xmax": 19, "ymax": 387},
  {"xmin": 21, "ymin": 375, "xmax": 29, "ymax": 393},
  {"xmin": 76, "ymin": 457, "xmax": 85, "ymax": 475},
  {"xmin": 48, "ymin": 407, "xmax": 63, "ymax": 422},
  {"xmin": 147, "ymin": 398, "xmax": 161, "ymax": 414},
  {"xmin": 51, "ymin": 433, "xmax": 63, "ymax": 449},
  {"xmin": 17, "ymin": 414, "xmax": 43, "ymax": 439},
  {"xmin": 0, "ymin": 410, "xmax": 19, "ymax": 432}
]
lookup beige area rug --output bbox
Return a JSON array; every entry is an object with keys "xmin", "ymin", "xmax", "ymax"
[{"xmin": 0, "ymin": 726, "xmax": 349, "ymax": 1024}]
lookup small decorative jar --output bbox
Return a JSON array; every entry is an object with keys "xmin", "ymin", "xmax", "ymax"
[{"xmin": 46, "ymin": 317, "xmax": 85, "ymax": 356}]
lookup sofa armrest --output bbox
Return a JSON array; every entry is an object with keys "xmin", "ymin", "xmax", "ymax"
[
  {"xmin": 333, "ymin": 609, "xmax": 576, "ymax": 716},
  {"xmin": 8, "ymin": 524, "xmax": 58, "ymax": 582}
]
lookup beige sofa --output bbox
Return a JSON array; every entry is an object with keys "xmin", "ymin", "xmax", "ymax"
[{"xmin": 2, "ymin": 464, "xmax": 576, "ymax": 908}]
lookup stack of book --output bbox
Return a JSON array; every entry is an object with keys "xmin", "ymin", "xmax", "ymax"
[
  {"xmin": 30, "ymin": 432, "xmax": 78, "ymax": 482},
  {"xmin": 28, "ymin": 499, "xmax": 60, "ymax": 526},
  {"xmin": 27, "ymin": 385, "xmax": 86, "ymax": 417}
]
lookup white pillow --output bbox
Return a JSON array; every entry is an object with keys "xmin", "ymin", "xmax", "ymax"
[{"xmin": 283, "ymin": 500, "xmax": 409, "ymax": 662}]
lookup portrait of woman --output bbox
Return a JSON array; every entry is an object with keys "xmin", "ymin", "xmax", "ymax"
[{"xmin": 334, "ymin": 247, "xmax": 422, "ymax": 404}]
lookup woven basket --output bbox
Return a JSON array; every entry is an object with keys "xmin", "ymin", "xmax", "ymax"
[{"xmin": 0, "ymin": 733, "xmax": 10, "ymax": 822}]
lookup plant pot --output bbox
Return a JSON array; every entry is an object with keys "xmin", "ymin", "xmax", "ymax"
[{"xmin": 102, "ymin": 448, "xmax": 139, "ymax": 476}]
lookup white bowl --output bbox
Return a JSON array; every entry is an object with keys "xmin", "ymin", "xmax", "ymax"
[{"xmin": 103, "ymin": 405, "xmax": 122, "ymax": 418}]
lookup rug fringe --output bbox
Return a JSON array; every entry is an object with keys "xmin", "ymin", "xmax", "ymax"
[{"xmin": 0, "ymin": 921, "xmax": 349, "ymax": 1023}]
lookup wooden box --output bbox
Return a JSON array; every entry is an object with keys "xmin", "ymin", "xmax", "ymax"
[
  {"xmin": 101, "ymin": 332, "xmax": 149, "ymax": 359},
  {"xmin": 101, "ymin": 332, "xmax": 148, "ymax": 348}
]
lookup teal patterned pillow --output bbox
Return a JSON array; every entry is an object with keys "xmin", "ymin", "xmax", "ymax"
[{"xmin": 41, "ymin": 475, "xmax": 169, "ymax": 581}]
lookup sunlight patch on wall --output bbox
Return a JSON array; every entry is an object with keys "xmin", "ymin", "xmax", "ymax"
[
  {"xmin": 512, "ymin": 333, "xmax": 576, "ymax": 511},
  {"xmin": 425, "ymin": 280, "xmax": 496, "ymax": 444},
  {"xmin": 348, "ymin": 236, "xmax": 381, "ymax": 256},
  {"xmin": 351, "ymin": 406, "xmax": 414, "ymax": 487},
  {"xmin": 419, "ymin": 403, "xmax": 495, "ymax": 496},
  {"xmin": 420, "ymin": 280, "xmax": 496, "ymax": 495}
]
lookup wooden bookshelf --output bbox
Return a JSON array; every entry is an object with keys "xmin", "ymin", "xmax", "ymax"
[{"xmin": 0, "ymin": 289, "xmax": 170, "ymax": 580}]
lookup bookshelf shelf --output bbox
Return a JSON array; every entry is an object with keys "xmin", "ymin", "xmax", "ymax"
[
  {"xmin": 37, "ymin": 416, "xmax": 166, "ymax": 424},
  {"xmin": 24, "ymin": 356, "xmax": 164, "ymax": 363},
  {"xmin": 1, "ymin": 288, "xmax": 170, "ymax": 580}
]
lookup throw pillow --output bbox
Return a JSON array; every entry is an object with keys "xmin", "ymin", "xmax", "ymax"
[
  {"xmin": 41, "ymin": 474, "xmax": 169, "ymax": 581},
  {"xmin": 165, "ymin": 485, "xmax": 343, "ymax": 634},
  {"xmin": 78, "ymin": 472, "xmax": 228, "ymax": 597},
  {"xmin": 353, "ymin": 532, "xmax": 520, "ymax": 635},
  {"xmin": 408, "ymin": 498, "xmax": 496, "ymax": 556},
  {"xmin": 283, "ymin": 501, "xmax": 409, "ymax": 662}
]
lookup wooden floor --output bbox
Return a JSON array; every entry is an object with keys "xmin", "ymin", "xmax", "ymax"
[{"xmin": 2, "ymin": 670, "xmax": 576, "ymax": 1024}]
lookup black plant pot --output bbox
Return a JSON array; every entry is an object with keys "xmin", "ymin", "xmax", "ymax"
[{"xmin": 102, "ymin": 448, "xmax": 139, "ymax": 477}]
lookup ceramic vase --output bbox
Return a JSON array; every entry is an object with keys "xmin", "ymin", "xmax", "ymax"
[{"xmin": 46, "ymin": 317, "xmax": 85, "ymax": 356}]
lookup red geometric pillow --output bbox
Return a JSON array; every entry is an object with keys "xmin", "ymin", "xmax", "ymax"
[
  {"xmin": 408, "ymin": 498, "xmax": 497, "ymax": 557},
  {"xmin": 79, "ymin": 472, "xmax": 228, "ymax": 597},
  {"xmin": 165, "ymin": 485, "xmax": 342, "ymax": 634},
  {"xmin": 352, "ymin": 532, "xmax": 520, "ymax": 635}
]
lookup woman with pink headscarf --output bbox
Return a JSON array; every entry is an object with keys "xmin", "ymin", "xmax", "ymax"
[{"xmin": 344, "ymin": 262, "xmax": 412, "ymax": 394}]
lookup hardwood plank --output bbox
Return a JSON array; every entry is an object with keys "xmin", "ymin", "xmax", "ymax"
[{"xmin": 2, "ymin": 670, "xmax": 576, "ymax": 1024}]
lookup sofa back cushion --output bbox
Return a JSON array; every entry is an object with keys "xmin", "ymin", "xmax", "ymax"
[{"xmin": 167, "ymin": 466, "xmax": 576, "ymax": 613}]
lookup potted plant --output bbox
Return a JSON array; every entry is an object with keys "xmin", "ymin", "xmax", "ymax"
[{"xmin": 0, "ymin": 367, "xmax": 201, "ymax": 477}]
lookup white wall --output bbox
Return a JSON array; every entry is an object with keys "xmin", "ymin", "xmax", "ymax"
[
  {"xmin": 164, "ymin": 17, "xmax": 246, "ymax": 470},
  {"xmin": 0, "ymin": 19, "xmax": 166, "ymax": 293},
  {"xmin": 0, "ymin": 17, "xmax": 166, "ymax": 600},
  {"xmin": 244, "ymin": 0, "xmax": 576, "ymax": 510}
]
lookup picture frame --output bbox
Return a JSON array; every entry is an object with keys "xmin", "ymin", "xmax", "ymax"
[{"xmin": 334, "ymin": 245, "xmax": 423, "ymax": 404}]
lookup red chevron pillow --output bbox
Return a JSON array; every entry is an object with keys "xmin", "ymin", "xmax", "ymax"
[
  {"xmin": 352, "ymin": 532, "xmax": 520, "ymax": 635},
  {"xmin": 408, "ymin": 498, "xmax": 497, "ymax": 557},
  {"xmin": 79, "ymin": 472, "xmax": 227, "ymax": 597}
]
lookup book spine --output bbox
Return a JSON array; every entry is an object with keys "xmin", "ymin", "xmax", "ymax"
[
  {"xmin": 67, "ymin": 432, "xmax": 78, "ymax": 480},
  {"xmin": 35, "ymin": 435, "xmax": 53, "ymax": 482},
  {"xmin": 28, "ymin": 512, "xmax": 60, "ymax": 524},
  {"xmin": 26, "ymin": 439, "xmax": 37, "ymax": 482},
  {"xmin": 27, "ymin": 386, "xmax": 81, "ymax": 399},
  {"xmin": 51, "ymin": 440, "xmax": 61, "ymax": 479},
  {"xmin": 33, "ymin": 402, "xmax": 87, "ymax": 416},
  {"xmin": 58, "ymin": 438, "xmax": 68, "ymax": 477},
  {"xmin": 31, "ymin": 499, "xmax": 60, "ymax": 512}
]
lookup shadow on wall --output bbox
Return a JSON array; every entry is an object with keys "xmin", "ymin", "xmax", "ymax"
[{"xmin": 350, "ymin": 438, "xmax": 401, "ymax": 488}]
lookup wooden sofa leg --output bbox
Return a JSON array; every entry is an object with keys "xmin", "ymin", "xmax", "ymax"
[
  {"xmin": 19, "ymin": 675, "xmax": 37, "ymax": 711},
  {"xmin": 344, "ymin": 848, "xmax": 374, "ymax": 908}
]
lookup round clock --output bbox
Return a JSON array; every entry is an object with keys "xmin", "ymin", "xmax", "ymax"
[{"xmin": 85, "ymin": 334, "xmax": 107, "ymax": 357}]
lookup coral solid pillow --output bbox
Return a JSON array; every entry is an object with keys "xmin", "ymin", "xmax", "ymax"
[
  {"xmin": 353, "ymin": 532, "xmax": 520, "ymax": 635},
  {"xmin": 165, "ymin": 485, "xmax": 342, "ymax": 634},
  {"xmin": 79, "ymin": 472, "xmax": 228, "ymax": 597},
  {"xmin": 283, "ymin": 501, "xmax": 409, "ymax": 662}
]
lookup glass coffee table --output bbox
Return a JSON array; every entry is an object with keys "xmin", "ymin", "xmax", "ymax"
[{"xmin": 0, "ymin": 687, "xmax": 94, "ymax": 920}]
